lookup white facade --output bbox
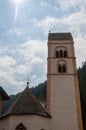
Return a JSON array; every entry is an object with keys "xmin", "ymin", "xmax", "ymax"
[
  {"xmin": 47, "ymin": 38, "xmax": 83, "ymax": 130},
  {"xmin": 0, "ymin": 115, "xmax": 50, "ymax": 130}
]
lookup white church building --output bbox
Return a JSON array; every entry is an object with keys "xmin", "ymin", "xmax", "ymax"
[{"xmin": 0, "ymin": 33, "xmax": 83, "ymax": 130}]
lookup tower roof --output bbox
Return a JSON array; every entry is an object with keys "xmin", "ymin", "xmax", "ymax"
[
  {"xmin": 1, "ymin": 87, "xmax": 51, "ymax": 118},
  {"xmin": 48, "ymin": 32, "xmax": 73, "ymax": 40},
  {"xmin": 0, "ymin": 87, "xmax": 10, "ymax": 100}
]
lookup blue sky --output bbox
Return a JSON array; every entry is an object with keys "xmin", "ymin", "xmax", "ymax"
[{"xmin": 0, "ymin": 0, "xmax": 86, "ymax": 94}]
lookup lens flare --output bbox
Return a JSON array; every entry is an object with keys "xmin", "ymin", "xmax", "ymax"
[
  {"xmin": 11, "ymin": 0, "xmax": 26, "ymax": 23},
  {"xmin": 14, "ymin": 6, "xmax": 18, "ymax": 22}
]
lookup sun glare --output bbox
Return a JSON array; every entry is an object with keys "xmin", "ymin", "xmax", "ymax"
[
  {"xmin": 11, "ymin": 0, "xmax": 27, "ymax": 22},
  {"xmin": 12, "ymin": 0, "xmax": 24, "ymax": 5}
]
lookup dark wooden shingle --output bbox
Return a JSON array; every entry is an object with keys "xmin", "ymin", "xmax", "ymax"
[
  {"xmin": 1, "ymin": 87, "xmax": 51, "ymax": 118},
  {"xmin": 48, "ymin": 33, "xmax": 73, "ymax": 40}
]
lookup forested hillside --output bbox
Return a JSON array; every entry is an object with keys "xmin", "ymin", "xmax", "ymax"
[
  {"xmin": 2, "ymin": 63, "xmax": 86, "ymax": 129},
  {"xmin": 78, "ymin": 63, "xmax": 86, "ymax": 130},
  {"xmin": 31, "ymin": 81, "xmax": 47, "ymax": 100}
]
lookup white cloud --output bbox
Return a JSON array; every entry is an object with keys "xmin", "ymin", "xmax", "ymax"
[
  {"xmin": 1, "ymin": 36, "xmax": 84, "ymax": 94},
  {"xmin": 19, "ymin": 40, "xmax": 47, "ymax": 62},
  {"xmin": 61, "ymin": 9, "xmax": 86, "ymax": 26},
  {"xmin": 33, "ymin": 17, "xmax": 58, "ymax": 35},
  {"xmin": 74, "ymin": 36, "xmax": 86, "ymax": 67},
  {"xmin": 0, "ymin": 56, "xmax": 16, "ymax": 67},
  {"xmin": 16, "ymin": 65, "xmax": 31, "ymax": 74},
  {"xmin": 0, "ymin": 45, "xmax": 9, "ymax": 55},
  {"xmin": 0, "ymin": 0, "xmax": 86, "ymax": 95},
  {"xmin": 33, "ymin": 8, "xmax": 86, "ymax": 34},
  {"xmin": 0, "ymin": 39, "xmax": 47, "ymax": 94},
  {"xmin": 0, "ymin": 8, "xmax": 86, "ymax": 94},
  {"xmin": 4, "ymin": 28, "xmax": 23, "ymax": 37},
  {"xmin": 57, "ymin": 0, "xmax": 86, "ymax": 10},
  {"xmin": 57, "ymin": 0, "xmax": 77, "ymax": 10},
  {"xmin": 39, "ymin": 1, "xmax": 51, "ymax": 8}
]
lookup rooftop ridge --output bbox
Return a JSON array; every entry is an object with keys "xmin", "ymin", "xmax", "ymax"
[{"xmin": 48, "ymin": 32, "xmax": 73, "ymax": 40}]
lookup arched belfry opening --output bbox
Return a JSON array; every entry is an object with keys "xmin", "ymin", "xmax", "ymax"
[
  {"xmin": 57, "ymin": 60, "xmax": 67, "ymax": 73},
  {"xmin": 55, "ymin": 46, "xmax": 67, "ymax": 58}
]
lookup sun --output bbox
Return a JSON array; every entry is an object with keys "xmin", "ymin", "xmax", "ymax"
[{"xmin": 12, "ymin": 0, "xmax": 24, "ymax": 5}]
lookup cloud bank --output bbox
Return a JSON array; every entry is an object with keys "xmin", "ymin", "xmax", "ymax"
[{"xmin": 0, "ymin": 0, "xmax": 86, "ymax": 94}]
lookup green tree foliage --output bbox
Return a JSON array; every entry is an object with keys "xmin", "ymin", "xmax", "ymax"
[
  {"xmin": 31, "ymin": 81, "xmax": 47, "ymax": 100},
  {"xmin": 78, "ymin": 64, "xmax": 86, "ymax": 130}
]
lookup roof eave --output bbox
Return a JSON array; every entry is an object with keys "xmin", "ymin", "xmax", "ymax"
[
  {"xmin": 0, "ymin": 112, "xmax": 52, "ymax": 119},
  {"xmin": 0, "ymin": 87, "xmax": 10, "ymax": 100}
]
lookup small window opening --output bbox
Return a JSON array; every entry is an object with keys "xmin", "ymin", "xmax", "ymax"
[
  {"xmin": 60, "ymin": 50, "xmax": 63, "ymax": 57},
  {"xmin": 58, "ymin": 64, "xmax": 62, "ymax": 72},
  {"xmin": 58, "ymin": 64, "xmax": 66, "ymax": 73},
  {"xmin": 63, "ymin": 64, "xmax": 66, "ymax": 72},
  {"xmin": 56, "ymin": 51, "xmax": 59, "ymax": 58},
  {"xmin": 64, "ymin": 50, "xmax": 67, "ymax": 57}
]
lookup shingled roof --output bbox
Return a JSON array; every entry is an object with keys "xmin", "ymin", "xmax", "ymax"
[
  {"xmin": 0, "ymin": 87, "xmax": 10, "ymax": 100},
  {"xmin": 48, "ymin": 32, "xmax": 73, "ymax": 40},
  {"xmin": 1, "ymin": 87, "xmax": 51, "ymax": 118}
]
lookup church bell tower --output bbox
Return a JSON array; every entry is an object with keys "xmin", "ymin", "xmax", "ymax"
[{"xmin": 46, "ymin": 33, "xmax": 83, "ymax": 130}]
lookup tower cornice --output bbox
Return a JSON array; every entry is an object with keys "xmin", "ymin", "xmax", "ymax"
[
  {"xmin": 47, "ymin": 73, "xmax": 78, "ymax": 76},
  {"xmin": 48, "ymin": 40, "xmax": 74, "ymax": 44},
  {"xmin": 47, "ymin": 57, "xmax": 76, "ymax": 59}
]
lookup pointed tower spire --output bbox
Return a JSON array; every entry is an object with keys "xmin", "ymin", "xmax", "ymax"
[{"xmin": 27, "ymin": 79, "xmax": 29, "ymax": 88}]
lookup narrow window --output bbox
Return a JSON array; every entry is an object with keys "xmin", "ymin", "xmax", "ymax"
[
  {"xmin": 63, "ymin": 64, "xmax": 66, "ymax": 72},
  {"xmin": 60, "ymin": 50, "xmax": 63, "ymax": 57},
  {"xmin": 58, "ymin": 64, "xmax": 62, "ymax": 72},
  {"xmin": 56, "ymin": 51, "xmax": 59, "ymax": 58},
  {"xmin": 58, "ymin": 63, "xmax": 67, "ymax": 73},
  {"xmin": 64, "ymin": 50, "xmax": 67, "ymax": 57}
]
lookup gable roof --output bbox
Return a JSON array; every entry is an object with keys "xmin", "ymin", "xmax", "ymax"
[
  {"xmin": 0, "ymin": 87, "xmax": 10, "ymax": 100},
  {"xmin": 1, "ymin": 87, "xmax": 51, "ymax": 118},
  {"xmin": 48, "ymin": 32, "xmax": 73, "ymax": 40}
]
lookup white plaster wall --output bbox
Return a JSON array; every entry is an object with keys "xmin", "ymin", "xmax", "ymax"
[
  {"xmin": 0, "ymin": 116, "xmax": 10, "ymax": 130},
  {"xmin": 9, "ymin": 115, "xmax": 50, "ymax": 130},
  {"xmin": 49, "ymin": 75, "xmax": 78, "ymax": 130}
]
